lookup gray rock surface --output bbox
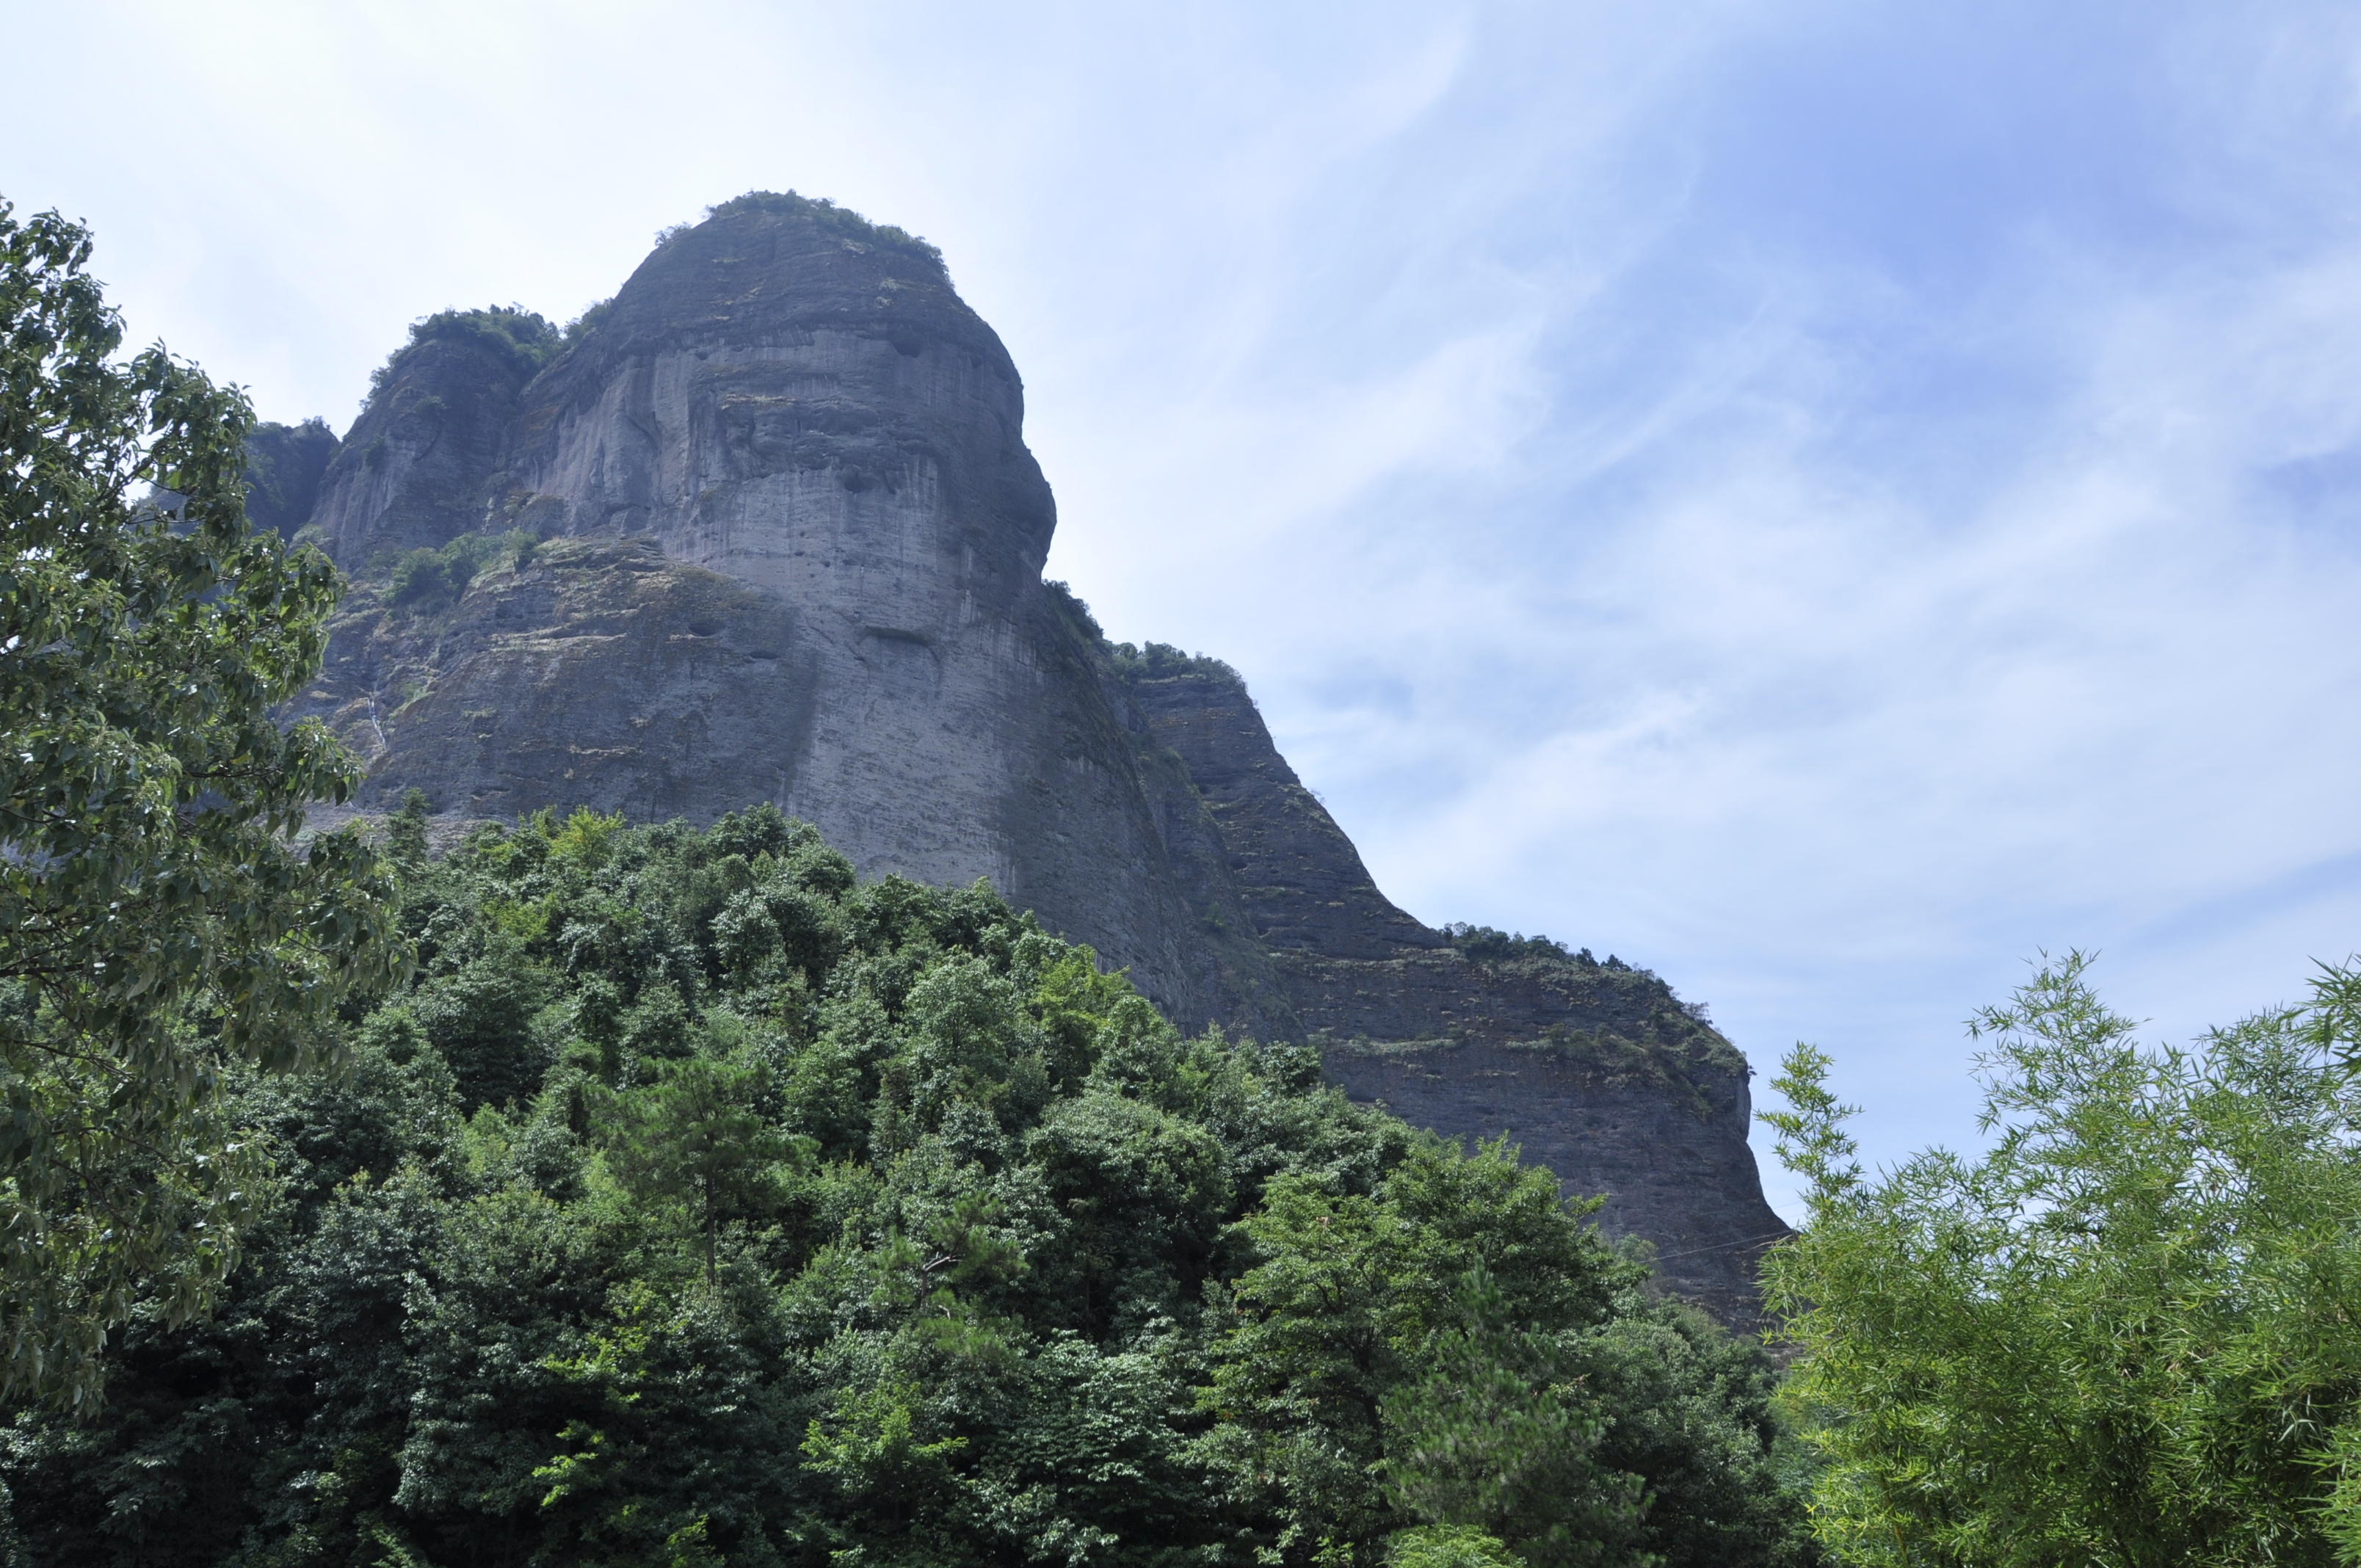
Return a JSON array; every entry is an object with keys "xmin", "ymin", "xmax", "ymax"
[
  {"xmin": 242, "ymin": 418, "xmax": 341, "ymax": 540},
  {"xmin": 286, "ymin": 192, "xmax": 1787, "ymax": 1321},
  {"xmin": 1119, "ymin": 658, "xmax": 1790, "ymax": 1323}
]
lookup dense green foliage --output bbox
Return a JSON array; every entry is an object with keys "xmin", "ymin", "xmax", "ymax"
[
  {"xmin": 4, "ymin": 803, "xmax": 1813, "ymax": 1567},
  {"xmin": 0, "ymin": 203, "xmax": 403, "ymax": 1412},
  {"xmin": 1764, "ymin": 954, "xmax": 2361, "ymax": 1565},
  {"xmin": 388, "ymin": 528, "xmax": 537, "ymax": 610}
]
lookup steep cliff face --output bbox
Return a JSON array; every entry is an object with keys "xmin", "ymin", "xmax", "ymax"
[
  {"xmin": 1117, "ymin": 660, "xmax": 1789, "ymax": 1321},
  {"xmin": 288, "ymin": 192, "xmax": 1785, "ymax": 1320},
  {"xmin": 1322, "ymin": 1045, "xmax": 1782, "ymax": 1324},
  {"xmin": 311, "ymin": 312, "xmax": 556, "ymax": 565},
  {"xmin": 294, "ymin": 197, "xmax": 1233, "ymax": 1031},
  {"xmin": 242, "ymin": 418, "xmax": 340, "ymax": 540}
]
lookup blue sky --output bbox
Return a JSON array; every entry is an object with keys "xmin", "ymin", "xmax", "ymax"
[{"xmin": 9, "ymin": 1, "xmax": 2361, "ymax": 1220}]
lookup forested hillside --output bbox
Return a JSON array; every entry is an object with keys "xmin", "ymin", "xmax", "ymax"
[
  {"xmin": 257, "ymin": 193, "xmax": 1791, "ymax": 1324},
  {"xmin": 1, "ymin": 802, "xmax": 1813, "ymax": 1568}
]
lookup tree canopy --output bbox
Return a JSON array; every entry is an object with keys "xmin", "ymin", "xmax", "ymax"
[
  {"xmin": 1764, "ymin": 953, "xmax": 2361, "ymax": 1566},
  {"xmin": 1, "ymin": 804, "xmax": 1816, "ymax": 1567},
  {"xmin": 0, "ymin": 202, "xmax": 403, "ymax": 1412}
]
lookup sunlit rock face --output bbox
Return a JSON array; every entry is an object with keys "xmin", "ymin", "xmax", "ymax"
[
  {"xmin": 310, "ymin": 330, "xmax": 544, "ymax": 566},
  {"xmin": 500, "ymin": 206, "xmax": 1058, "ymax": 912},
  {"xmin": 289, "ymin": 194, "xmax": 1788, "ymax": 1324},
  {"xmin": 299, "ymin": 197, "xmax": 1245, "ymax": 1030}
]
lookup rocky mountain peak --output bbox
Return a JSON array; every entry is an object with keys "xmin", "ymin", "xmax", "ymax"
[{"xmin": 282, "ymin": 194, "xmax": 1789, "ymax": 1323}]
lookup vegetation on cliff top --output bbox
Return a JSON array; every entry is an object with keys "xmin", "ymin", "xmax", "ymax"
[
  {"xmin": 385, "ymin": 526, "xmax": 540, "ymax": 611},
  {"xmin": 1436, "ymin": 926, "xmax": 1745, "ymax": 1089},
  {"xmin": 1109, "ymin": 639, "xmax": 1247, "ymax": 687},
  {"xmin": 367, "ymin": 304, "xmax": 567, "ymax": 396},
  {"xmin": 697, "ymin": 189, "xmax": 948, "ymax": 275}
]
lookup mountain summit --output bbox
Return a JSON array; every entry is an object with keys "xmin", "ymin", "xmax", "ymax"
[{"xmin": 285, "ymin": 192, "xmax": 1787, "ymax": 1321}]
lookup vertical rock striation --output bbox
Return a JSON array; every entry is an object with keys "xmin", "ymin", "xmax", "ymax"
[{"xmin": 285, "ymin": 193, "xmax": 1787, "ymax": 1321}]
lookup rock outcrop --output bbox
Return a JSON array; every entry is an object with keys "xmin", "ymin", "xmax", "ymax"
[
  {"xmin": 1119, "ymin": 658, "xmax": 1788, "ymax": 1322},
  {"xmin": 281, "ymin": 192, "xmax": 1787, "ymax": 1321},
  {"xmin": 242, "ymin": 418, "xmax": 339, "ymax": 540}
]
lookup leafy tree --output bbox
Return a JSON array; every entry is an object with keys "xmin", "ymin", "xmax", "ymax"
[
  {"xmin": 1388, "ymin": 1525, "xmax": 1531, "ymax": 1568},
  {"xmin": 1574, "ymin": 1287, "xmax": 1816, "ymax": 1568},
  {"xmin": 800, "ymin": 1371, "xmax": 970, "ymax": 1531},
  {"xmin": 1203, "ymin": 1151, "xmax": 1573, "ymax": 1562},
  {"xmin": 1381, "ymin": 1270, "xmax": 1643, "ymax": 1568},
  {"xmin": 600, "ymin": 1056, "xmax": 790, "ymax": 1282},
  {"xmin": 1203, "ymin": 1139, "xmax": 1809, "ymax": 1568},
  {"xmin": 413, "ymin": 956, "xmax": 551, "ymax": 1111},
  {"xmin": 1763, "ymin": 953, "xmax": 2361, "ymax": 1566},
  {"xmin": 0, "ymin": 201, "xmax": 402, "ymax": 1410},
  {"xmin": 385, "ymin": 785, "xmax": 433, "ymax": 867},
  {"xmin": 387, "ymin": 527, "xmax": 534, "ymax": 609}
]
